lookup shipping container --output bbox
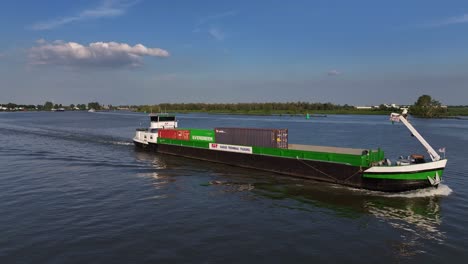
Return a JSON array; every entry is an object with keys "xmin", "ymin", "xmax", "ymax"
[
  {"xmin": 158, "ymin": 129, "xmax": 178, "ymax": 139},
  {"xmin": 159, "ymin": 129, "xmax": 191, "ymax": 141},
  {"xmin": 214, "ymin": 127, "xmax": 288, "ymax": 148},
  {"xmin": 189, "ymin": 129, "xmax": 215, "ymax": 142},
  {"xmin": 176, "ymin": 130, "xmax": 190, "ymax": 141}
]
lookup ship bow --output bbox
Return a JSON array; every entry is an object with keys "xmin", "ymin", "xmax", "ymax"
[{"xmin": 362, "ymin": 159, "xmax": 447, "ymax": 192}]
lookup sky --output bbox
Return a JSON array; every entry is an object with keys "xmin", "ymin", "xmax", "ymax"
[{"xmin": 0, "ymin": 0, "xmax": 467, "ymax": 106}]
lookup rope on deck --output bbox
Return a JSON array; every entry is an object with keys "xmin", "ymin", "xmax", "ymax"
[
  {"xmin": 295, "ymin": 157, "xmax": 338, "ymax": 182},
  {"xmin": 343, "ymin": 167, "xmax": 363, "ymax": 182},
  {"xmin": 295, "ymin": 156, "xmax": 362, "ymax": 183}
]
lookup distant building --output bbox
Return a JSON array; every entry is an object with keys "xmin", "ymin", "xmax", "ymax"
[
  {"xmin": 356, "ymin": 106, "xmax": 373, "ymax": 110},
  {"xmin": 355, "ymin": 103, "xmax": 406, "ymax": 110}
]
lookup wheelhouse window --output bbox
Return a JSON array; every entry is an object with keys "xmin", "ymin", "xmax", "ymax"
[{"xmin": 151, "ymin": 116, "xmax": 175, "ymax": 122}]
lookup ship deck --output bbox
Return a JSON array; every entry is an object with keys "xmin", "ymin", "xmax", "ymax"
[{"xmin": 288, "ymin": 144, "xmax": 368, "ymax": 155}]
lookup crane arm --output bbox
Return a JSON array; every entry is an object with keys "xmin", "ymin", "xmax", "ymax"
[{"xmin": 390, "ymin": 113, "xmax": 441, "ymax": 161}]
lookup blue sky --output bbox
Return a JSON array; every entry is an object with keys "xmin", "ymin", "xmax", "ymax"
[{"xmin": 0, "ymin": 0, "xmax": 467, "ymax": 105}]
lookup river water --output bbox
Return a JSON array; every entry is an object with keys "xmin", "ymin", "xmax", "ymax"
[{"xmin": 0, "ymin": 111, "xmax": 467, "ymax": 263}]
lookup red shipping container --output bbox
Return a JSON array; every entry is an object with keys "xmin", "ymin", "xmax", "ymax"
[
  {"xmin": 176, "ymin": 130, "xmax": 190, "ymax": 141},
  {"xmin": 158, "ymin": 129, "xmax": 178, "ymax": 139}
]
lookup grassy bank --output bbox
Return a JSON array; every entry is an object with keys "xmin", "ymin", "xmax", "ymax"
[
  {"xmin": 138, "ymin": 108, "xmax": 394, "ymax": 116},
  {"xmin": 445, "ymin": 107, "xmax": 468, "ymax": 116},
  {"xmin": 137, "ymin": 107, "xmax": 468, "ymax": 117}
]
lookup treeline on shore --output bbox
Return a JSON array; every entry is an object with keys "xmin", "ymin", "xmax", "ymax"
[
  {"xmin": 3, "ymin": 95, "xmax": 468, "ymax": 117},
  {"xmin": 0, "ymin": 101, "xmax": 109, "ymax": 111},
  {"xmin": 137, "ymin": 100, "xmax": 468, "ymax": 118},
  {"xmin": 137, "ymin": 102, "xmax": 397, "ymax": 115}
]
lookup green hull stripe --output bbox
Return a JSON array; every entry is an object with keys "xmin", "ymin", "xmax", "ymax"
[
  {"xmin": 252, "ymin": 146, "xmax": 374, "ymax": 167},
  {"xmin": 157, "ymin": 138, "xmax": 210, "ymax": 149},
  {"xmin": 363, "ymin": 169, "xmax": 444, "ymax": 180},
  {"xmin": 155, "ymin": 139, "xmax": 445, "ymax": 181},
  {"xmin": 158, "ymin": 138, "xmax": 386, "ymax": 167}
]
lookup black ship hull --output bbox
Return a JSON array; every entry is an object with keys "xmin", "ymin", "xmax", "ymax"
[{"xmin": 134, "ymin": 141, "xmax": 434, "ymax": 192}]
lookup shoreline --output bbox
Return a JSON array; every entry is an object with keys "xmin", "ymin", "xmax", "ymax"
[{"xmin": 2, "ymin": 109, "xmax": 468, "ymax": 118}]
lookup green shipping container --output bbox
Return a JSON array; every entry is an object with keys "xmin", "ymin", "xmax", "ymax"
[{"xmin": 187, "ymin": 129, "xmax": 215, "ymax": 142}]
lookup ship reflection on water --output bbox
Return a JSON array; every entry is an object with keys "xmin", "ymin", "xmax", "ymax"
[
  {"xmin": 254, "ymin": 180, "xmax": 450, "ymax": 257},
  {"xmin": 365, "ymin": 197, "xmax": 443, "ymax": 257},
  {"xmin": 133, "ymin": 149, "xmax": 450, "ymax": 257}
]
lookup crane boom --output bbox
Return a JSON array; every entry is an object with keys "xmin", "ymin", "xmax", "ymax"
[{"xmin": 390, "ymin": 113, "xmax": 441, "ymax": 161}]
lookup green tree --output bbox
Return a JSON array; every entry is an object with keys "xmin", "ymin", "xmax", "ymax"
[
  {"xmin": 6, "ymin": 103, "xmax": 17, "ymax": 109},
  {"xmin": 44, "ymin": 101, "xmax": 53, "ymax": 111},
  {"xmin": 87, "ymin": 102, "xmax": 102, "ymax": 110},
  {"xmin": 410, "ymin": 95, "xmax": 446, "ymax": 118}
]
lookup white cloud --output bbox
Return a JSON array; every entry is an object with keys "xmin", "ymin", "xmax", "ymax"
[
  {"xmin": 327, "ymin": 70, "xmax": 341, "ymax": 76},
  {"xmin": 196, "ymin": 10, "xmax": 237, "ymax": 27},
  {"xmin": 35, "ymin": 38, "xmax": 47, "ymax": 44},
  {"xmin": 439, "ymin": 14, "xmax": 468, "ymax": 26},
  {"xmin": 29, "ymin": 40, "xmax": 169, "ymax": 68},
  {"xmin": 424, "ymin": 14, "xmax": 468, "ymax": 28},
  {"xmin": 208, "ymin": 27, "xmax": 225, "ymax": 41},
  {"xmin": 30, "ymin": 0, "xmax": 138, "ymax": 30},
  {"xmin": 441, "ymin": 14, "xmax": 468, "ymax": 25},
  {"xmin": 193, "ymin": 10, "xmax": 236, "ymax": 41},
  {"xmin": 153, "ymin": 73, "xmax": 178, "ymax": 81}
]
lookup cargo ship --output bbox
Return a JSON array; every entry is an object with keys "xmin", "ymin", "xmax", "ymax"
[{"xmin": 133, "ymin": 112, "xmax": 447, "ymax": 192}]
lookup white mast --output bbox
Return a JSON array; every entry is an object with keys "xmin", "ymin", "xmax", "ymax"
[{"xmin": 390, "ymin": 111, "xmax": 441, "ymax": 161}]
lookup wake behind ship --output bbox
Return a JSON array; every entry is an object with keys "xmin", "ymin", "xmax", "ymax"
[{"xmin": 133, "ymin": 113, "xmax": 447, "ymax": 192}]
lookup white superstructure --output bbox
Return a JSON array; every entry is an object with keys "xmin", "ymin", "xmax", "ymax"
[
  {"xmin": 149, "ymin": 114, "xmax": 178, "ymax": 129},
  {"xmin": 133, "ymin": 114, "xmax": 178, "ymax": 145}
]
